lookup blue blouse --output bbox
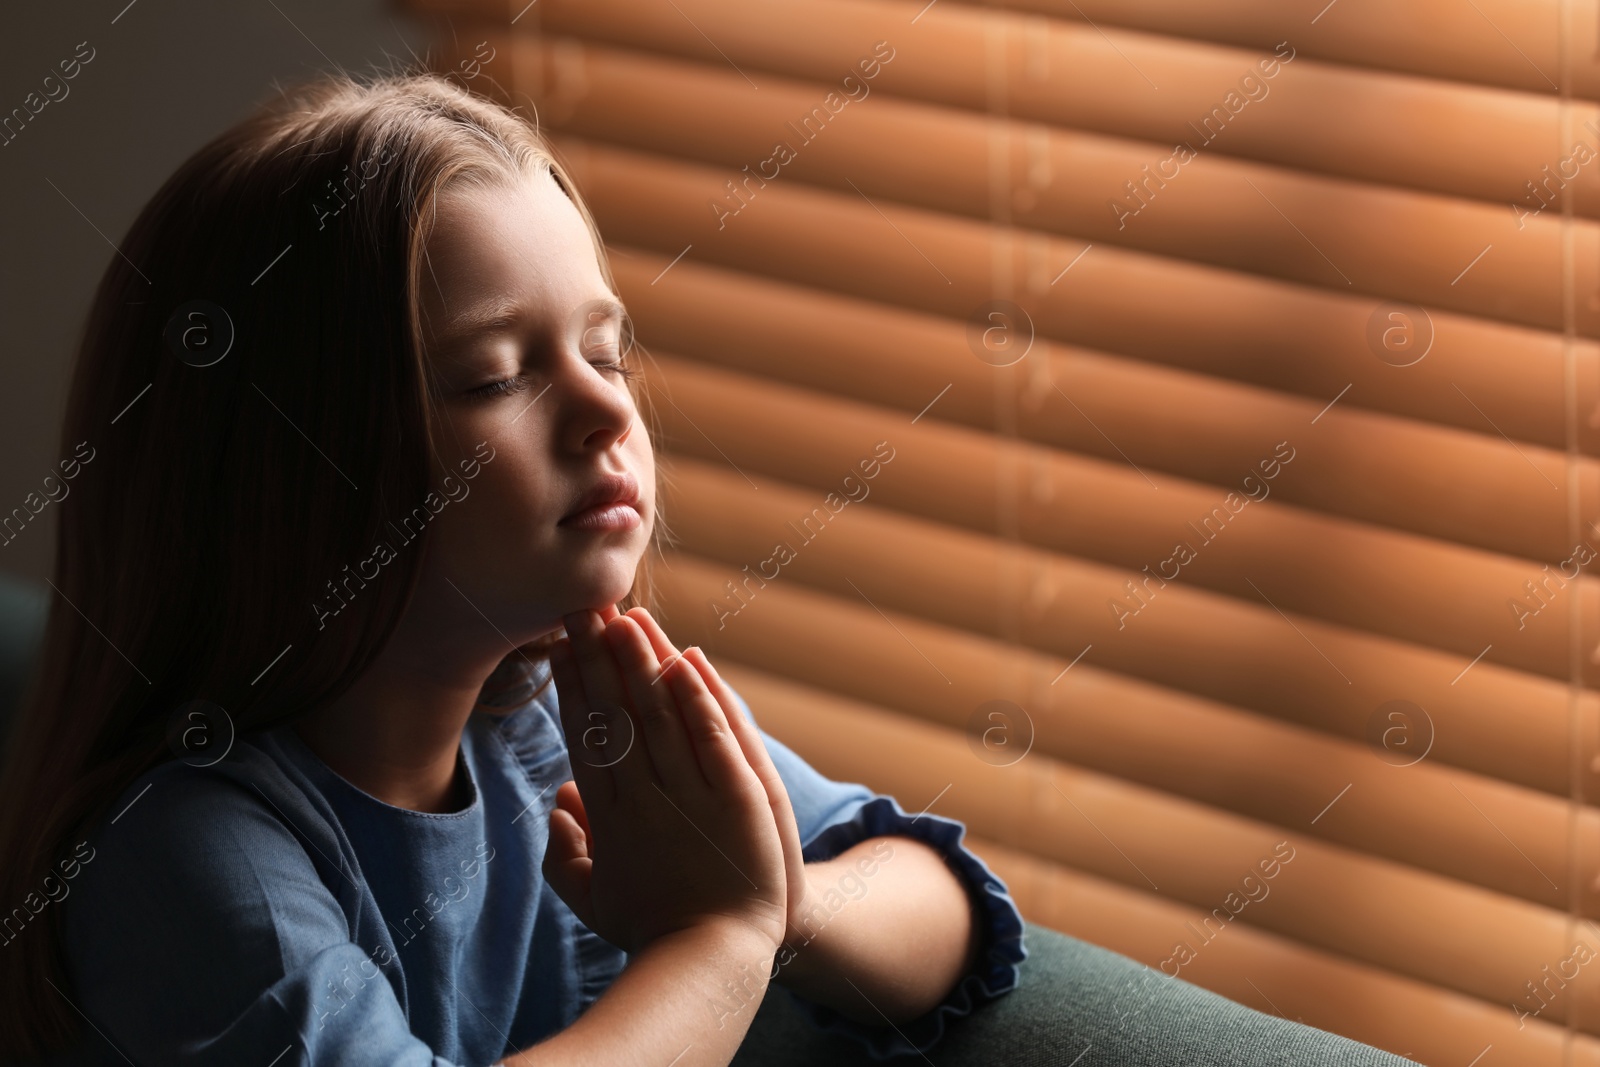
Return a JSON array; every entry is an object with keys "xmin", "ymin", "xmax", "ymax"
[{"xmin": 42, "ymin": 659, "xmax": 1027, "ymax": 1065}]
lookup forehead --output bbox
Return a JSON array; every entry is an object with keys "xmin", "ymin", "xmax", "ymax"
[{"xmin": 418, "ymin": 168, "xmax": 607, "ymax": 346}]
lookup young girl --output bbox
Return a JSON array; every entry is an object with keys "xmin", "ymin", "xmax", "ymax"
[
  {"xmin": 0, "ymin": 71, "xmax": 1021, "ymax": 1066},
  {"xmin": 0, "ymin": 70, "xmax": 1412, "ymax": 1067}
]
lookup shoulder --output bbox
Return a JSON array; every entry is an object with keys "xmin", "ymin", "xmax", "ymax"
[
  {"xmin": 62, "ymin": 737, "xmax": 355, "ymax": 960},
  {"xmin": 85, "ymin": 732, "xmax": 342, "ymax": 869},
  {"xmin": 58, "ymin": 741, "xmax": 363, "ymax": 1047}
]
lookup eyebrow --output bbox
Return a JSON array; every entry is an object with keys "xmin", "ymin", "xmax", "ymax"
[{"xmin": 434, "ymin": 295, "xmax": 628, "ymax": 351}]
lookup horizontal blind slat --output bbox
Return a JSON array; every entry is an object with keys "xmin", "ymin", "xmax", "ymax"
[
  {"xmin": 654, "ymin": 538, "xmax": 1593, "ymax": 913},
  {"xmin": 964, "ymin": 0, "xmax": 1596, "ymax": 102},
  {"xmin": 642, "ymin": 350, "xmax": 1592, "ymax": 685},
  {"xmin": 614, "ymin": 248, "xmax": 1596, "ymax": 561},
  {"xmin": 553, "ymin": 135, "xmax": 1600, "ymax": 456},
  {"xmin": 659, "ymin": 452, "xmax": 1592, "ymax": 801},
  {"xmin": 502, "ymin": 36, "xmax": 1596, "ymax": 336},
  {"xmin": 416, "ymin": 0, "xmax": 1600, "ymax": 215},
  {"xmin": 416, "ymin": 0, "xmax": 1600, "ymax": 101}
]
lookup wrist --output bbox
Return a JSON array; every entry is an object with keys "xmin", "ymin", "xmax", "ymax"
[
  {"xmin": 773, "ymin": 867, "xmax": 832, "ymax": 988},
  {"xmin": 679, "ymin": 913, "xmax": 783, "ymax": 968},
  {"xmin": 685, "ymin": 918, "xmax": 778, "ymax": 1041}
]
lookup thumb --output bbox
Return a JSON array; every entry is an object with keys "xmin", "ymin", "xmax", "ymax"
[{"xmin": 543, "ymin": 806, "xmax": 595, "ymax": 927}]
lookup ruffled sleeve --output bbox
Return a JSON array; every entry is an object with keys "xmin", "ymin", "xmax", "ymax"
[{"xmin": 725, "ymin": 686, "xmax": 1028, "ymax": 1061}]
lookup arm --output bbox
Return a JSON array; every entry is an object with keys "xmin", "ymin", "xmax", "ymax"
[
  {"xmin": 511, "ymin": 775, "xmax": 971, "ymax": 1059},
  {"xmin": 502, "ymin": 918, "xmax": 776, "ymax": 1067},
  {"xmin": 729, "ymin": 703, "xmax": 1030, "ymax": 1061},
  {"xmin": 769, "ymin": 835, "xmax": 981, "ymax": 1025}
]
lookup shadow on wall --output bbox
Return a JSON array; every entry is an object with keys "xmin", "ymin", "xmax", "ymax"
[{"xmin": 0, "ymin": 0, "xmax": 434, "ymax": 584}]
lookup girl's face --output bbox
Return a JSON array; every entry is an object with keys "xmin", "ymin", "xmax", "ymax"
[{"xmin": 414, "ymin": 168, "xmax": 654, "ymax": 642}]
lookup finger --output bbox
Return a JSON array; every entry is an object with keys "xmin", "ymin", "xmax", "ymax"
[
  {"xmin": 556, "ymin": 779, "xmax": 592, "ymax": 850},
  {"xmin": 623, "ymin": 608, "xmax": 712, "ymax": 730},
  {"xmin": 627, "ymin": 608, "xmax": 772, "ymax": 796},
  {"xmin": 548, "ymin": 636, "xmax": 617, "ymax": 808},
  {"xmin": 562, "ymin": 609, "xmax": 653, "ymax": 793},
  {"xmin": 661, "ymin": 649, "xmax": 752, "ymax": 794},
  {"xmin": 625, "ymin": 608, "xmax": 766, "ymax": 799},
  {"xmin": 624, "ymin": 606, "xmax": 680, "ymax": 663},
  {"xmin": 682, "ymin": 646, "xmax": 809, "ymax": 913},
  {"xmin": 626, "ymin": 613, "xmax": 744, "ymax": 751},
  {"xmin": 543, "ymin": 806, "xmax": 596, "ymax": 929},
  {"xmin": 683, "ymin": 646, "xmax": 782, "ymax": 782},
  {"xmin": 603, "ymin": 615, "xmax": 707, "ymax": 795}
]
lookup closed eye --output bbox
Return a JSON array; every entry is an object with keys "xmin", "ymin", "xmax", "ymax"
[
  {"xmin": 466, "ymin": 359, "xmax": 636, "ymax": 400},
  {"xmin": 468, "ymin": 375, "xmax": 529, "ymax": 400},
  {"xmin": 592, "ymin": 356, "xmax": 641, "ymax": 382}
]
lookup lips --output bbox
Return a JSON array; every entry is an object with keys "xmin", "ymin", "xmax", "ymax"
[{"xmin": 559, "ymin": 471, "xmax": 641, "ymax": 525}]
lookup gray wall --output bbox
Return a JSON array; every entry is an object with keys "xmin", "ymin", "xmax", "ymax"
[{"xmin": 0, "ymin": 0, "xmax": 436, "ymax": 586}]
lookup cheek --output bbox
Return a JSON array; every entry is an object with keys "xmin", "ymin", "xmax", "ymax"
[
  {"xmin": 428, "ymin": 447, "xmax": 555, "ymax": 563},
  {"xmin": 469, "ymin": 451, "xmax": 555, "ymax": 529}
]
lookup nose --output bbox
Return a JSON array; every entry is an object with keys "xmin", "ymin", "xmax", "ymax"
[{"xmin": 555, "ymin": 349, "xmax": 637, "ymax": 454}]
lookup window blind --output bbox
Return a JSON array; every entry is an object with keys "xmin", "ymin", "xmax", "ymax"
[{"xmin": 402, "ymin": 0, "xmax": 1600, "ymax": 1059}]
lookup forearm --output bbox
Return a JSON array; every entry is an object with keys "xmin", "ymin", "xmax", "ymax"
[
  {"xmin": 505, "ymin": 919, "xmax": 776, "ymax": 1067},
  {"xmin": 774, "ymin": 835, "xmax": 981, "ymax": 1025}
]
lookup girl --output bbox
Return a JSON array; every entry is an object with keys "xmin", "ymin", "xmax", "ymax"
[
  {"xmin": 0, "ymin": 69, "xmax": 1412, "ymax": 1067},
  {"xmin": 0, "ymin": 70, "xmax": 1020, "ymax": 1066}
]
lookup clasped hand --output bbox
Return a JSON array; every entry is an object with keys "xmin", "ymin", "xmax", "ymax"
[{"xmin": 541, "ymin": 605, "xmax": 819, "ymax": 962}]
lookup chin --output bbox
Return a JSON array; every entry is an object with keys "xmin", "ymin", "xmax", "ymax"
[{"xmin": 565, "ymin": 553, "xmax": 647, "ymax": 610}]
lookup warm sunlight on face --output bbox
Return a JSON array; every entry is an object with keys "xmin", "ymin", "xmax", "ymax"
[{"xmin": 414, "ymin": 167, "xmax": 654, "ymax": 640}]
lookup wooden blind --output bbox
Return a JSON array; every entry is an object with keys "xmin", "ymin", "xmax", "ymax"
[{"xmin": 402, "ymin": 1, "xmax": 1600, "ymax": 1060}]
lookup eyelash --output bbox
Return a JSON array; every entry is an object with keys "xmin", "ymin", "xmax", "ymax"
[{"xmin": 467, "ymin": 356, "xmax": 640, "ymax": 400}]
